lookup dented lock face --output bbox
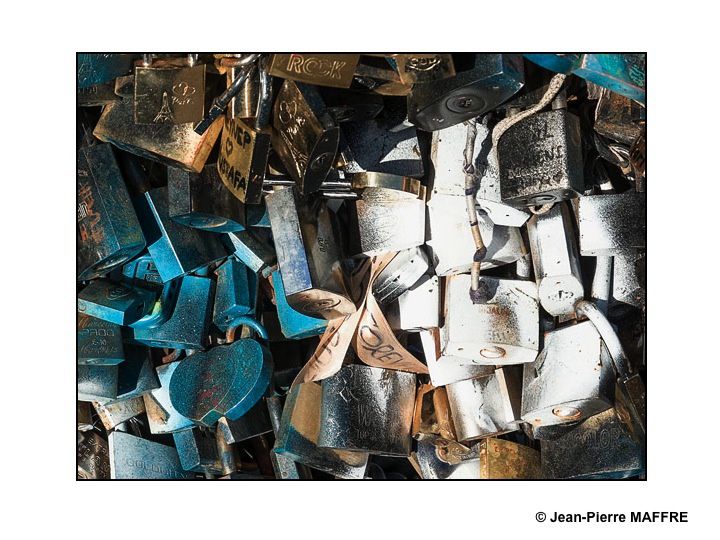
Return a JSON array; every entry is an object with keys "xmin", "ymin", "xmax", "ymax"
[
  {"xmin": 392, "ymin": 54, "xmax": 455, "ymax": 86},
  {"xmin": 578, "ymin": 192, "xmax": 646, "ymax": 256},
  {"xmin": 441, "ymin": 274, "xmax": 539, "ymax": 366},
  {"xmin": 612, "ymin": 251, "xmax": 646, "ymax": 310},
  {"xmin": 521, "ymin": 321, "xmax": 615, "ymax": 428},
  {"xmin": 108, "ymin": 431, "xmax": 192, "ymax": 479},
  {"xmin": 168, "ymin": 164, "xmax": 246, "ymax": 232},
  {"xmin": 143, "ymin": 362, "xmax": 194, "ymax": 434},
  {"xmin": 477, "ymin": 438, "xmax": 541, "ymax": 479},
  {"xmin": 271, "ymin": 269, "xmax": 328, "ymax": 340},
  {"xmin": 77, "ymin": 144, "xmax": 146, "ymax": 281},
  {"xmin": 77, "ymin": 314, "xmax": 124, "ymax": 365},
  {"xmin": 273, "ymin": 381, "xmax": 369, "ymax": 479},
  {"xmin": 498, "ymin": 109, "xmax": 584, "ymax": 207},
  {"xmin": 318, "ymin": 364, "xmax": 417, "ymax": 457},
  {"xmin": 595, "ymin": 87, "xmax": 646, "ymax": 146},
  {"xmin": 386, "ymin": 274, "xmax": 439, "ymax": 332},
  {"xmin": 134, "ymin": 57, "xmax": 206, "ymax": 125},
  {"xmin": 134, "ymin": 187, "xmax": 227, "ymax": 283},
  {"xmin": 446, "ymin": 367, "xmax": 522, "ymax": 443},
  {"xmin": 272, "ymin": 81, "xmax": 340, "ymax": 194},
  {"xmin": 541, "ymin": 408, "xmax": 644, "ymax": 479},
  {"xmin": 173, "ymin": 428, "xmax": 221, "ymax": 473},
  {"xmin": 268, "ymin": 54, "xmax": 360, "ymax": 88},
  {"xmin": 408, "ymin": 54, "xmax": 524, "ymax": 131},
  {"xmin": 169, "ymin": 339, "xmax": 273, "ymax": 427},
  {"xmin": 372, "ymin": 246, "xmax": 430, "ymax": 306},
  {"xmin": 78, "ymin": 346, "xmax": 158, "ymax": 402},
  {"xmin": 93, "ymin": 396, "xmax": 145, "ymax": 430},
  {"xmin": 217, "ymin": 116, "xmax": 271, "ymax": 204},
  {"xmin": 217, "ymin": 398, "xmax": 273, "ymax": 444},
  {"xmin": 77, "ymin": 53, "xmax": 137, "ymax": 89},
  {"xmin": 266, "ymin": 187, "xmax": 356, "ymax": 320},
  {"xmin": 213, "ymin": 258, "xmax": 256, "ymax": 332},
  {"xmin": 224, "ymin": 230, "xmax": 276, "ymax": 275},
  {"xmin": 77, "ymin": 279, "xmax": 156, "ymax": 326},
  {"xmin": 77, "ymin": 431, "xmax": 111, "ymax": 479},
  {"xmin": 527, "ymin": 202, "xmax": 584, "ymax": 316},
  {"xmin": 413, "ymin": 434, "xmax": 481, "ymax": 480}
]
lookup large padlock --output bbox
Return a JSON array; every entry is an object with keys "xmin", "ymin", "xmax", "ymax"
[
  {"xmin": 78, "ymin": 346, "xmax": 159, "ymax": 402},
  {"xmin": 521, "ymin": 321, "xmax": 615, "ymax": 428},
  {"xmin": 213, "ymin": 258, "xmax": 257, "ymax": 332},
  {"xmin": 271, "ymin": 269, "xmax": 328, "ymax": 340},
  {"xmin": 386, "ymin": 274, "xmax": 439, "ymax": 332},
  {"xmin": 216, "ymin": 398, "xmax": 273, "ymax": 444},
  {"xmin": 133, "ymin": 187, "xmax": 228, "ymax": 283},
  {"xmin": 77, "ymin": 144, "xmax": 146, "ymax": 281},
  {"xmin": 268, "ymin": 54, "xmax": 360, "ymax": 88},
  {"xmin": 527, "ymin": 202, "xmax": 584, "ymax": 316},
  {"xmin": 77, "ymin": 279, "xmax": 156, "ymax": 326},
  {"xmin": 407, "ymin": 54, "xmax": 524, "ymax": 131},
  {"xmin": 476, "ymin": 438, "xmax": 541, "ymax": 479},
  {"xmin": 224, "ymin": 230, "xmax": 276, "ymax": 275},
  {"xmin": 173, "ymin": 427, "xmax": 222, "ymax": 474},
  {"xmin": 578, "ymin": 191, "xmax": 646, "ymax": 256},
  {"xmin": 133, "ymin": 55, "xmax": 206, "ymax": 125},
  {"xmin": 372, "ymin": 246, "xmax": 430, "ymax": 306},
  {"xmin": 168, "ymin": 164, "xmax": 246, "ymax": 232},
  {"xmin": 143, "ymin": 361, "xmax": 194, "ymax": 435},
  {"xmin": 419, "ymin": 329, "xmax": 495, "ymax": 387},
  {"xmin": 77, "ymin": 53, "xmax": 138, "ymax": 89},
  {"xmin": 440, "ymin": 274, "xmax": 539, "ymax": 365},
  {"xmin": 108, "ymin": 431, "xmax": 192, "ymax": 479},
  {"xmin": 77, "ymin": 314, "xmax": 124, "ymax": 365},
  {"xmin": 273, "ymin": 381, "xmax": 368, "ymax": 479},
  {"xmin": 317, "ymin": 364, "xmax": 416, "ymax": 457},
  {"xmin": 266, "ymin": 187, "xmax": 355, "ymax": 319},
  {"xmin": 93, "ymin": 397, "xmax": 145, "ymax": 431},
  {"xmin": 271, "ymin": 80, "xmax": 340, "ymax": 194},
  {"xmin": 77, "ymin": 431, "xmax": 111, "ymax": 480}
]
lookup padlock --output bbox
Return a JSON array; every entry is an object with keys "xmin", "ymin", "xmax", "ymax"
[
  {"xmin": 168, "ymin": 164, "xmax": 246, "ymax": 232},
  {"xmin": 594, "ymin": 87, "xmax": 646, "ymax": 146},
  {"xmin": 268, "ymin": 54, "xmax": 360, "ymax": 88},
  {"xmin": 273, "ymin": 381, "xmax": 369, "ymax": 479},
  {"xmin": 219, "ymin": 59, "xmax": 259, "ymax": 120},
  {"xmin": 77, "ymin": 144, "xmax": 146, "ymax": 281},
  {"xmin": 117, "ymin": 253, "xmax": 163, "ymax": 290},
  {"xmin": 521, "ymin": 321, "xmax": 615, "ymax": 428},
  {"xmin": 266, "ymin": 187, "xmax": 355, "ymax": 319},
  {"xmin": 317, "ymin": 364, "xmax": 416, "ymax": 457},
  {"xmin": 266, "ymin": 395, "xmax": 312, "ymax": 479},
  {"xmin": 93, "ymin": 396, "xmax": 145, "ymax": 431},
  {"xmin": 412, "ymin": 434, "xmax": 480, "ymax": 480},
  {"xmin": 133, "ymin": 187, "xmax": 228, "ymax": 283},
  {"xmin": 78, "ymin": 345, "xmax": 159, "ymax": 402},
  {"xmin": 420, "ymin": 329, "xmax": 495, "ymax": 387},
  {"xmin": 578, "ymin": 191, "xmax": 646, "ymax": 256},
  {"xmin": 77, "ymin": 314, "xmax": 124, "ymax": 365},
  {"xmin": 78, "ymin": 82, "xmax": 121, "ymax": 107},
  {"xmin": 271, "ymin": 269, "xmax": 328, "ymax": 339},
  {"xmin": 169, "ymin": 338, "xmax": 273, "ymax": 427},
  {"xmin": 541, "ymin": 408, "xmax": 644, "ymax": 479},
  {"xmin": 386, "ymin": 274, "xmax": 439, "ymax": 332},
  {"xmin": 108, "ymin": 431, "xmax": 192, "ymax": 479},
  {"xmin": 372, "ymin": 246, "xmax": 430, "ymax": 306},
  {"xmin": 77, "ymin": 53, "xmax": 138, "ymax": 89},
  {"xmin": 133, "ymin": 55, "xmax": 206, "ymax": 125},
  {"xmin": 173, "ymin": 427, "xmax": 222, "ymax": 474},
  {"xmin": 213, "ymin": 258, "xmax": 257, "ymax": 332},
  {"xmin": 143, "ymin": 361, "xmax": 194, "ymax": 434},
  {"xmin": 407, "ymin": 54, "xmax": 524, "ymax": 131},
  {"xmin": 77, "ymin": 431, "xmax": 111, "ymax": 480},
  {"xmin": 391, "ymin": 54, "xmax": 456, "ymax": 86},
  {"xmin": 477, "ymin": 438, "xmax": 541, "ymax": 479},
  {"xmin": 527, "ymin": 202, "xmax": 584, "ymax": 316},
  {"xmin": 216, "ymin": 398, "xmax": 273, "ymax": 444},
  {"xmin": 612, "ymin": 251, "xmax": 646, "ymax": 311},
  {"xmin": 77, "ymin": 279, "xmax": 156, "ymax": 326},
  {"xmin": 271, "ymin": 80, "xmax": 340, "ymax": 194},
  {"xmin": 446, "ymin": 367, "xmax": 523, "ymax": 443},
  {"xmin": 224, "ymin": 230, "xmax": 276, "ymax": 275},
  {"xmin": 497, "ymin": 97, "xmax": 584, "ymax": 207},
  {"xmin": 440, "ymin": 274, "xmax": 539, "ymax": 365}
]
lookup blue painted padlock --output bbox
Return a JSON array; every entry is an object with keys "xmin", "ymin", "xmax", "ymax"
[
  {"xmin": 213, "ymin": 259, "xmax": 257, "ymax": 332},
  {"xmin": 272, "ymin": 270, "xmax": 328, "ymax": 339},
  {"xmin": 77, "ymin": 279, "xmax": 157, "ymax": 326},
  {"xmin": 77, "ymin": 54, "xmax": 138, "ymax": 89},
  {"xmin": 78, "ymin": 345, "xmax": 159, "ymax": 402}
]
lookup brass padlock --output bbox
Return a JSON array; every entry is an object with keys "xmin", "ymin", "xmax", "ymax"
[
  {"xmin": 391, "ymin": 54, "xmax": 455, "ymax": 85},
  {"xmin": 268, "ymin": 54, "xmax": 360, "ymax": 88},
  {"xmin": 477, "ymin": 438, "xmax": 540, "ymax": 479}
]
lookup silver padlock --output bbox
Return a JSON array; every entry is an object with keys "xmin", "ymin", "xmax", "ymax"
[
  {"xmin": 419, "ymin": 329, "xmax": 495, "ymax": 388},
  {"xmin": 527, "ymin": 202, "xmax": 584, "ymax": 316},
  {"xmin": 612, "ymin": 251, "xmax": 646, "ymax": 311},
  {"xmin": 521, "ymin": 321, "xmax": 615, "ymax": 428},
  {"xmin": 143, "ymin": 361, "xmax": 194, "ymax": 435},
  {"xmin": 372, "ymin": 246, "xmax": 430, "ymax": 306},
  {"xmin": 412, "ymin": 434, "xmax": 480, "ymax": 480},
  {"xmin": 108, "ymin": 430, "xmax": 191, "ymax": 479},
  {"xmin": 578, "ymin": 191, "xmax": 646, "ymax": 256},
  {"xmin": 93, "ymin": 397, "xmax": 145, "ymax": 431},
  {"xmin": 386, "ymin": 274, "xmax": 439, "ymax": 332}
]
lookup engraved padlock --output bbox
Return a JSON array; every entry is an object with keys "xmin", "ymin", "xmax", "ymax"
[
  {"xmin": 578, "ymin": 191, "xmax": 646, "ymax": 256},
  {"xmin": 317, "ymin": 364, "xmax": 416, "ymax": 457},
  {"xmin": 77, "ymin": 431, "xmax": 111, "ymax": 479},
  {"xmin": 143, "ymin": 361, "xmax": 194, "ymax": 435},
  {"xmin": 77, "ymin": 144, "xmax": 146, "ymax": 281},
  {"xmin": 78, "ymin": 345, "xmax": 159, "ymax": 402},
  {"xmin": 268, "ymin": 54, "xmax": 360, "ymax": 88},
  {"xmin": 386, "ymin": 274, "xmax": 439, "ymax": 332},
  {"xmin": 266, "ymin": 187, "xmax": 355, "ymax": 320},
  {"xmin": 108, "ymin": 430, "xmax": 191, "ymax": 479},
  {"xmin": 77, "ymin": 314, "xmax": 124, "ymax": 365},
  {"xmin": 223, "ymin": 230, "xmax": 276, "ymax": 275},
  {"xmin": 372, "ymin": 246, "xmax": 430, "ymax": 306},
  {"xmin": 213, "ymin": 258, "xmax": 257, "ymax": 332},
  {"xmin": 391, "ymin": 54, "xmax": 455, "ymax": 86},
  {"xmin": 93, "ymin": 397, "xmax": 145, "ymax": 431},
  {"xmin": 521, "ymin": 321, "xmax": 615, "ymax": 428},
  {"xmin": 271, "ymin": 269, "xmax": 328, "ymax": 340},
  {"xmin": 77, "ymin": 279, "xmax": 156, "ymax": 326}
]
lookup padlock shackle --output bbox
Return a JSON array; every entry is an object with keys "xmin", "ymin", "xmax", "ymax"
[
  {"xmin": 225, "ymin": 316, "xmax": 269, "ymax": 342},
  {"xmin": 575, "ymin": 300, "xmax": 631, "ymax": 380}
]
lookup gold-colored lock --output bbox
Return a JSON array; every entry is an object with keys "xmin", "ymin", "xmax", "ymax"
[
  {"xmin": 478, "ymin": 438, "xmax": 541, "ymax": 479},
  {"xmin": 392, "ymin": 54, "xmax": 455, "ymax": 85},
  {"xmin": 355, "ymin": 56, "xmax": 413, "ymax": 96},
  {"xmin": 268, "ymin": 54, "xmax": 360, "ymax": 88}
]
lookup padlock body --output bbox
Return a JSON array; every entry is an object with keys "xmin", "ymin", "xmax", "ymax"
[
  {"xmin": 217, "ymin": 116, "xmax": 271, "ymax": 204},
  {"xmin": 134, "ymin": 63, "xmax": 206, "ymax": 125},
  {"xmin": 77, "ymin": 314, "xmax": 124, "ymax": 365}
]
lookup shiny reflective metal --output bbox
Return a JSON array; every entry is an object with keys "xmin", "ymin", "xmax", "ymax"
[
  {"xmin": 271, "ymin": 81, "xmax": 339, "ymax": 194},
  {"xmin": 77, "ymin": 401, "xmax": 94, "ymax": 431},
  {"xmin": 578, "ymin": 192, "xmax": 646, "ymax": 256},
  {"xmin": 413, "ymin": 434, "xmax": 480, "ymax": 479},
  {"xmin": 521, "ymin": 321, "xmax": 615, "ymax": 428},
  {"xmin": 134, "ymin": 187, "xmax": 227, "ymax": 283},
  {"xmin": 224, "ymin": 230, "xmax": 276, "ymax": 275},
  {"xmin": 217, "ymin": 116, "xmax": 271, "ymax": 204},
  {"xmin": 420, "ymin": 329, "xmax": 495, "ymax": 387},
  {"xmin": 268, "ymin": 54, "xmax": 360, "ymax": 88},
  {"xmin": 213, "ymin": 259, "xmax": 256, "ymax": 331},
  {"xmin": 77, "ymin": 279, "xmax": 156, "ymax": 326},
  {"xmin": 169, "ymin": 339, "xmax": 273, "ymax": 426},
  {"xmin": 266, "ymin": 187, "xmax": 355, "ymax": 319},
  {"xmin": 77, "ymin": 431, "xmax": 111, "ymax": 479},
  {"xmin": 372, "ymin": 247, "xmax": 430, "ymax": 306},
  {"xmin": 446, "ymin": 367, "xmax": 522, "ymax": 442},
  {"xmin": 440, "ymin": 274, "xmax": 539, "ymax": 365},
  {"xmin": 77, "ymin": 53, "xmax": 137, "ymax": 89},
  {"xmin": 498, "ymin": 108, "xmax": 584, "ymax": 207},
  {"xmin": 348, "ymin": 171, "xmax": 423, "ymax": 197},
  {"xmin": 267, "ymin": 395, "xmax": 311, "ymax": 479},
  {"xmin": 224, "ymin": 63, "xmax": 259, "ymax": 120},
  {"xmin": 144, "ymin": 361, "xmax": 195, "ymax": 434},
  {"xmin": 595, "ymin": 87, "xmax": 645, "ymax": 146},
  {"xmin": 78, "ymin": 83, "xmax": 121, "ymax": 107},
  {"xmin": 78, "ymin": 346, "xmax": 159, "ymax": 402},
  {"xmin": 108, "ymin": 431, "xmax": 191, "ymax": 479},
  {"xmin": 386, "ymin": 275, "xmax": 439, "ymax": 332},
  {"xmin": 77, "ymin": 314, "xmax": 124, "ymax": 365},
  {"xmin": 77, "ymin": 144, "xmax": 146, "ymax": 281},
  {"xmin": 527, "ymin": 202, "xmax": 584, "ymax": 316},
  {"xmin": 271, "ymin": 269, "xmax": 328, "ymax": 339},
  {"xmin": 393, "ymin": 54, "xmax": 455, "ymax": 85},
  {"xmin": 477, "ymin": 438, "xmax": 540, "ymax": 479},
  {"xmin": 173, "ymin": 428, "xmax": 221, "ymax": 473},
  {"xmin": 168, "ymin": 164, "xmax": 246, "ymax": 232},
  {"xmin": 541, "ymin": 408, "xmax": 644, "ymax": 479},
  {"xmin": 217, "ymin": 398, "xmax": 273, "ymax": 444},
  {"xmin": 408, "ymin": 54, "xmax": 524, "ymax": 131},
  {"xmin": 612, "ymin": 251, "xmax": 646, "ymax": 310},
  {"xmin": 273, "ymin": 382, "xmax": 368, "ymax": 479},
  {"xmin": 318, "ymin": 365, "xmax": 416, "ymax": 457},
  {"xmin": 93, "ymin": 397, "xmax": 145, "ymax": 430}
]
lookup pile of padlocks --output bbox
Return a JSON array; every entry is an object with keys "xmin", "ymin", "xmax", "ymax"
[{"xmin": 77, "ymin": 53, "xmax": 646, "ymax": 480}]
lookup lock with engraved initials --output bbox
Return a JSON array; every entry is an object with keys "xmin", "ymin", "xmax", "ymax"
[
  {"xmin": 77, "ymin": 314, "xmax": 124, "ymax": 365},
  {"xmin": 268, "ymin": 54, "xmax": 360, "ymax": 89},
  {"xmin": 77, "ymin": 431, "xmax": 111, "ymax": 479}
]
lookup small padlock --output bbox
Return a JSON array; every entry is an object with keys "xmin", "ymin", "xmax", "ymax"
[
  {"xmin": 168, "ymin": 164, "xmax": 246, "ymax": 232},
  {"xmin": 271, "ymin": 80, "xmax": 340, "ymax": 194},
  {"xmin": 78, "ymin": 345, "xmax": 159, "ymax": 402},
  {"xmin": 213, "ymin": 258, "xmax": 257, "ymax": 332},
  {"xmin": 412, "ymin": 434, "xmax": 480, "ymax": 480},
  {"xmin": 77, "ymin": 144, "xmax": 146, "ymax": 281},
  {"xmin": 476, "ymin": 438, "xmax": 541, "ymax": 479},
  {"xmin": 273, "ymin": 381, "xmax": 369, "ymax": 479},
  {"xmin": 407, "ymin": 54, "xmax": 524, "ymax": 131},
  {"xmin": 77, "ymin": 431, "xmax": 111, "ymax": 480},
  {"xmin": 216, "ymin": 398, "xmax": 273, "ymax": 444},
  {"xmin": 271, "ymin": 269, "xmax": 328, "ymax": 340},
  {"xmin": 612, "ymin": 251, "xmax": 646, "ymax": 311},
  {"xmin": 77, "ymin": 314, "xmax": 124, "ymax": 365},
  {"xmin": 268, "ymin": 54, "xmax": 360, "ymax": 88},
  {"xmin": 173, "ymin": 427, "xmax": 222, "ymax": 474},
  {"xmin": 223, "ymin": 230, "xmax": 276, "ymax": 275},
  {"xmin": 527, "ymin": 202, "xmax": 584, "ymax": 316},
  {"xmin": 266, "ymin": 187, "xmax": 355, "ymax": 319},
  {"xmin": 317, "ymin": 364, "xmax": 416, "ymax": 457},
  {"xmin": 108, "ymin": 430, "xmax": 191, "ymax": 479},
  {"xmin": 521, "ymin": 321, "xmax": 615, "ymax": 428},
  {"xmin": 386, "ymin": 275, "xmax": 439, "ymax": 332},
  {"xmin": 594, "ymin": 87, "xmax": 646, "ymax": 146},
  {"xmin": 372, "ymin": 246, "xmax": 430, "ymax": 306},
  {"xmin": 93, "ymin": 396, "xmax": 145, "ymax": 431},
  {"xmin": 143, "ymin": 361, "xmax": 194, "ymax": 435},
  {"xmin": 77, "ymin": 279, "xmax": 156, "ymax": 326},
  {"xmin": 578, "ymin": 191, "xmax": 646, "ymax": 256},
  {"xmin": 77, "ymin": 53, "xmax": 138, "ymax": 89},
  {"xmin": 133, "ymin": 54, "xmax": 206, "ymax": 125}
]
